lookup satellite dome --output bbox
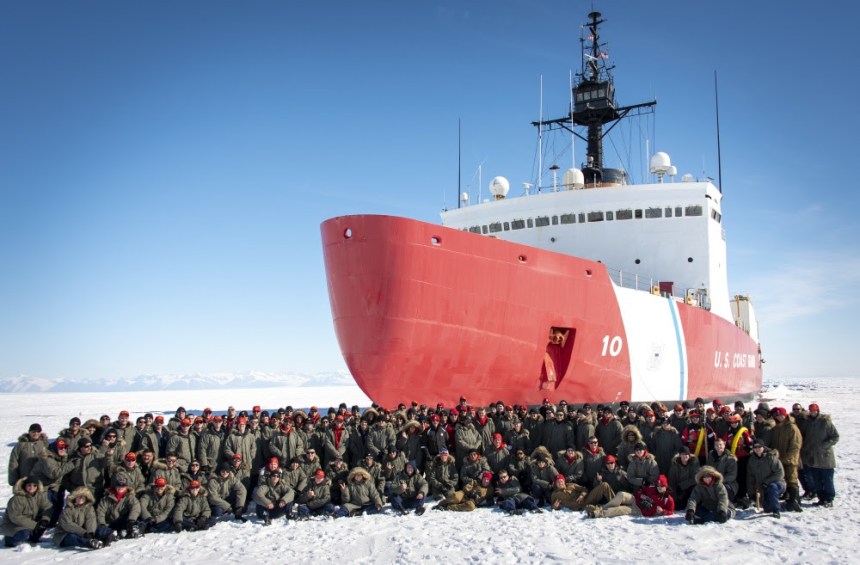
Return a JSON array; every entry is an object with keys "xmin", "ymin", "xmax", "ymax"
[
  {"xmin": 562, "ymin": 168, "xmax": 585, "ymax": 190},
  {"xmin": 650, "ymin": 152, "xmax": 671, "ymax": 174},
  {"xmin": 489, "ymin": 176, "xmax": 510, "ymax": 199}
]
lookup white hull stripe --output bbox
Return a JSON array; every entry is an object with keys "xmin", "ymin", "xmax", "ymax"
[{"xmin": 667, "ymin": 298, "xmax": 688, "ymax": 399}]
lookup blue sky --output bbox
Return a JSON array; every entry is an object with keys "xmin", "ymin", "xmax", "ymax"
[{"xmin": 1, "ymin": 1, "xmax": 858, "ymax": 382}]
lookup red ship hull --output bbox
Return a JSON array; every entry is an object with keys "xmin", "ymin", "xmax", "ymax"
[{"xmin": 322, "ymin": 215, "xmax": 761, "ymax": 408}]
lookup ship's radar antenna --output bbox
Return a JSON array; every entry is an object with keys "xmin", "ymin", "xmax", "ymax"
[
  {"xmin": 532, "ymin": 12, "xmax": 656, "ymax": 187},
  {"xmin": 650, "ymin": 152, "xmax": 672, "ymax": 183},
  {"xmin": 522, "ymin": 182, "xmax": 533, "ymax": 196}
]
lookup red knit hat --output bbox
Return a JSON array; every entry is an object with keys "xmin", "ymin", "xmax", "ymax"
[
  {"xmin": 809, "ymin": 403, "xmax": 820, "ymax": 412},
  {"xmin": 554, "ymin": 474, "xmax": 566, "ymax": 482}
]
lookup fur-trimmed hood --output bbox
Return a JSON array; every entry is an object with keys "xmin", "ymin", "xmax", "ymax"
[
  {"xmin": 13, "ymin": 477, "xmax": 45, "ymax": 496},
  {"xmin": 347, "ymin": 467, "xmax": 373, "ymax": 482},
  {"xmin": 82, "ymin": 419, "xmax": 103, "ymax": 433},
  {"xmin": 621, "ymin": 424, "xmax": 643, "ymax": 444},
  {"xmin": 66, "ymin": 486, "xmax": 96, "ymax": 506},
  {"xmin": 530, "ymin": 445, "xmax": 553, "ymax": 461},
  {"xmin": 695, "ymin": 465, "xmax": 724, "ymax": 485},
  {"xmin": 400, "ymin": 419, "xmax": 422, "ymax": 434}
]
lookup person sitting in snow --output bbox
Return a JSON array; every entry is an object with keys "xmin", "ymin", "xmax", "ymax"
[
  {"xmin": 684, "ymin": 465, "xmax": 735, "ymax": 524},
  {"xmin": 2, "ymin": 477, "xmax": 52, "ymax": 547},
  {"xmin": 434, "ymin": 470, "xmax": 494, "ymax": 512},
  {"xmin": 586, "ymin": 474, "xmax": 674, "ymax": 519},
  {"xmin": 53, "ymin": 486, "xmax": 103, "ymax": 550}
]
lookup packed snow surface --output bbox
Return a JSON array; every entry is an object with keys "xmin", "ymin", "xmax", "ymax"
[{"xmin": 1, "ymin": 378, "xmax": 856, "ymax": 564}]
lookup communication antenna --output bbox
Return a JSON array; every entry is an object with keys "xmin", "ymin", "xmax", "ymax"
[{"xmin": 714, "ymin": 71, "xmax": 723, "ymax": 193}]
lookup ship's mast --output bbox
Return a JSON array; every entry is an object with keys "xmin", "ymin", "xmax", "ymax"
[{"xmin": 534, "ymin": 12, "xmax": 656, "ymax": 186}]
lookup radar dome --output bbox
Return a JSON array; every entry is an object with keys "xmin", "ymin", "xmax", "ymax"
[
  {"xmin": 562, "ymin": 168, "xmax": 585, "ymax": 190},
  {"xmin": 650, "ymin": 152, "xmax": 671, "ymax": 174},
  {"xmin": 489, "ymin": 176, "xmax": 510, "ymax": 199}
]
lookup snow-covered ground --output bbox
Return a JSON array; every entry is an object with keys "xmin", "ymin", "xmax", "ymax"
[{"xmin": 1, "ymin": 378, "xmax": 855, "ymax": 564}]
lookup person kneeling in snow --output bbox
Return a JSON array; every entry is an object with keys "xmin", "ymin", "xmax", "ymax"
[
  {"xmin": 586, "ymin": 474, "xmax": 674, "ymax": 518},
  {"xmin": 252, "ymin": 469, "xmax": 294, "ymax": 525},
  {"xmin": 208, "ymin": 463, "xmax": 247, "ymax": 524},
  {"xmin": 138, "ymin": 477, "xmax": 176, "ymax": 533},
  {"xmin": 685, "ymin": 465, "xmax": 735, "ymax": 524},
  {"xmin": 172, "ymin": 480, "xmax": 211, "ymax": 532},
  {"xmin": 334, "ymin": 467, "xmax": 383, "ymax": 517},
  {"xmin": 389, "ymin": 460, "xmax": 428, "ymax": 516},
  {"xmin": 95, "ymin": 477, "xmax": 142, "ymax": 541},
  {"xmin": 295, "ymin": 469, "xmax": 335, "ymax": 519}
]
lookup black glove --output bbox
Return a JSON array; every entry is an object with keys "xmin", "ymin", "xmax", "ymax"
[
  {"xmin": 233, "ymin": 507, "xmax": 244, "ymax": 519},
  {"xmin": 38, "ymin": 517, "xmax": 50, "ymax": 529},
  {"xmin": 685, "ymin": 509, "xmax": 695, "ymax": 523},
  {"xmin": 639, "ymin": 497, "xmax": 654, "ymax": 509},
  {"xmin": 146, "ymin": 517, "xmax": 156, "ymax": 527},
  {"xmin": 195, "ymin": 516, "xmax": 209, "ymax": 530},
  {"xmin": 173, "ymin": 522, "xmax": 183, "ymax": 533},
  {"xmin": 717, "ymin": 510, "xmax": 727, "ymax": 523}
]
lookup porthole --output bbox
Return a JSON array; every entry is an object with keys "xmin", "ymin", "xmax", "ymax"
[{"xmin": 344, "ymin": 228, "xmax": 352, "ymax": 239}]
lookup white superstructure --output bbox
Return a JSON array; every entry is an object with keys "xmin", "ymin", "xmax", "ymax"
[{"xmin": 441, "ymin": 178, "xmax": 734, "ymax": 322}]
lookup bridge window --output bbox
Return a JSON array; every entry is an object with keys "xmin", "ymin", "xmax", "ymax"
[
  {"xmin": 616, "ymin": 209, "xmax": 633, "ymax": 220},
  {"xmin": 645, "ymin": 207, "xmax": 663, "ymax": 219},
  {"xmin": 675, "ymin": 207, "xmax": 683, "ymax": 217},
  {"xmin": 481, "ymin": 225, "xmax": 488, "ymax": 234},
  {"xmin": 503, "ymin": 222, "xmax": 510, "ymax": 231},
  {"xmin": 469, "ymin": 226, "xmax": 481, "ymax": 234},
  {"xmin": 635, "ymin": 209, "xmax": 643, "ymax": 219},
  {"xmin": 527, "ymin": 218, "xmax": 534, "ymax": 228},
  {"xmin": 587, "ymin": 211, "xmax": 604, "ymax": 222},
  {"xmin": 511, "ymin": 219, "xmax": 525, "ymax": 230},
  {"xmin": 560, "ymin": 214, "xmax": 576, "ymax": 224},
  {"xmin": 535, "ymin": 216, "xmax": 550, "ymax": 227},
  {"xmin": 489, "ymin": 222, "xmax": 502, "ymax": 233},
  {"xmin": 551, "ymin": 215, "xmax": 558, "ymax": 225},
  {"xmin": 606, "ymin": 211, "xmax": 614, "ymax": 221},
  {"xmin": 685, "ymin": 205, "xmax": 703, "ymax": 217},
  {"xmin": 665, "ymin": 207, "xmax": 673, "ymax": 218},
  {"xmin": 578, "ymin": 213, "xmax": 585, "ymax": 223}
]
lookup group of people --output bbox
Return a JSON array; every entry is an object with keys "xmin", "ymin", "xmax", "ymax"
[{"xmin": 3, "ymin": 395, "xmax": 839, "ymax": 550}]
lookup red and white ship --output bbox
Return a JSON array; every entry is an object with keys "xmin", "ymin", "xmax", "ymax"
[{"xmin": 321, "ymin": 12, "xmax": 762, "ymax": 408}]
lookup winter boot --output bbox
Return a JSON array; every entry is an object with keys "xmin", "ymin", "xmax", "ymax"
[
  {"xmin": 88, "ymin": 538, "xmax": 104, "ymax": 550},
  {"xmin": 415, "ymin": 506, "xmax": 426, "ymax": 516},
  {"xmin": 787, "ymin": 486, "xmax": 803, "ymax": 512}
]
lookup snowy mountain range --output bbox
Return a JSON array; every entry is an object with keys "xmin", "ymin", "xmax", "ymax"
[{"xmin": 0, "ymin": 370, "xmax": 355, "ymax": 393}]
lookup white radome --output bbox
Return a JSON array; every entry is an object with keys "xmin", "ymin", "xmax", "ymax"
[
  {"xmin": 489, "ymin": 176, "xmax": 510, "ymax": 197},
  {"xmin": 563, "ymin": 167, "xmax": 585, "ymax": 190},
  {"xmin": 650, "ymin": 151, "xmax": 671, "ymax": 174}
]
